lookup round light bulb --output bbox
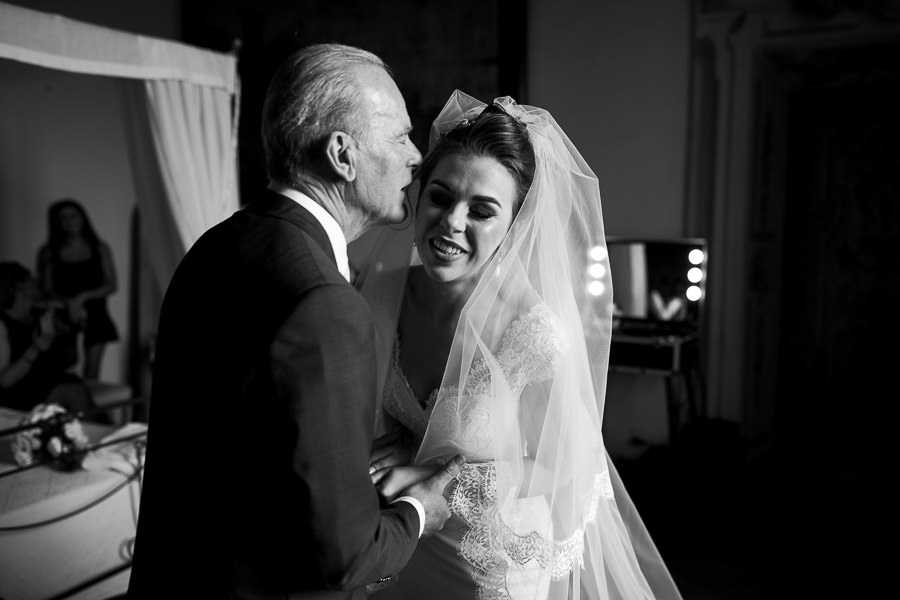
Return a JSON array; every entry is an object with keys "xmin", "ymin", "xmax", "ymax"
[
  {"xmin": 589, "ymin": 245, "xmax": 607, "ymax": 261},
  {"xmin": 588, "ymin": 263, "xmax": 607, "ymax": 279},
  {"xmin": 587, "ymin": 280, "xmax": 606, "ymax": 297}
]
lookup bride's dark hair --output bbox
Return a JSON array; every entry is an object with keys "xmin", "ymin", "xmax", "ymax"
[{"xmin": 417, "ymin": 103, "xmax": 536, "ymax": 215}]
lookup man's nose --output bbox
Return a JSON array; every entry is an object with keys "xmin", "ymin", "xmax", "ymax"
[{"xmin": 408, "ymin": 141, "xmax": 423, "ymax": 167}]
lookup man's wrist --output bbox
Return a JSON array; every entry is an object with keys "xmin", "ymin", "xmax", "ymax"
[{"xmin": 391, "ymin": 496, "xmax": 425, "ymax": 538}]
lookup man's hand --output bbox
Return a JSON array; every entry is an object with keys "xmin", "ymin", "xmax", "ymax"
[{"xmin": 401, "ymin": 454, "xmax": 465, "ymax": 537}]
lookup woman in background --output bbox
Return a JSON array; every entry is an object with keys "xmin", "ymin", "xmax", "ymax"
[{"xmin": 37, "ymin": 198, "xmax": 119, "ymax": 380}]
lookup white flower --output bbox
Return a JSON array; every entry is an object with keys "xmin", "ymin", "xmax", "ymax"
[
  {"xmin": 12, "ymin": 434, "xmax": 35, "ymax": 466},
  {"xmin": 47, "ymin": 436, "xmax": 63, "ymax": 457},
  {"xmin": 11, "ymin": 403, "xmax": 89, "ymax": 469},
  {"xmin": 27, "ymin": 429, "xmax": 42, "ymax": 451},
  {"xmin": 64, "ymin": 421, "xmax": 88, "ymax": 447}
]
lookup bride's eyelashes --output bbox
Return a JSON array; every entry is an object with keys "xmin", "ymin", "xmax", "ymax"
[
  {"xmin": 425, "ymin": 191, "xmax": 498, "ymax": 221},
  {"xmin": 425, "ymin": 189, "xmax": 452, "ymax": 207}
]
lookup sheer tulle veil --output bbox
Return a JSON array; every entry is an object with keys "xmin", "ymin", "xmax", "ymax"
[{"xmin": 356, "ymin": 90, "xmax": 682, "ymax": 599}]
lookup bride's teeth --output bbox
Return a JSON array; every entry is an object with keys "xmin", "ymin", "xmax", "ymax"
[{"xmin": 432, "ymin": 239, "xmax": 462, "ymax": 256}]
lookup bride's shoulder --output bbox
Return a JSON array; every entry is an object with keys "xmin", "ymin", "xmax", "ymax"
[
  {"xmin": 510, "ymin": 301, "xmax": 564, "ymax": 340},
  {"xmin": 505, "ymin": 300, "xmax": 567, "ymax": 353},
  {"xmin": 502, "ymin": 301, "xmax": 567, "ymax": 384}
]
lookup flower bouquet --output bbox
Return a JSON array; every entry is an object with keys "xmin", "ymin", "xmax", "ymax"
[{"xmin": 11, "ymin": 402, "xmax": 89, "ymax": 471}]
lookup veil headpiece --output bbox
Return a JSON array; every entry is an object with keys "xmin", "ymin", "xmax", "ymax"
[{"xmin": 357, "ymin": 91, "xmax": 682, "ymax": 599}]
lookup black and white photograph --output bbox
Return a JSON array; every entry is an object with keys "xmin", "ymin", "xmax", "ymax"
[{"xmin": 1, "ymin": 1, "xmax": 895, "ymax": 598}]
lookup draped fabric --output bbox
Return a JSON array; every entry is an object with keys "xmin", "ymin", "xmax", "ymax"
[
  {"xmin": 0, "ymin": 1, "xmax": 240, "ymax": 288},
  {"xmin": 140, "ymin": 78, "xmax": 239, "ymax": 286}
]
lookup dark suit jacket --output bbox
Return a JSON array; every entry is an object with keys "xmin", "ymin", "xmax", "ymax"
[{"xmin": 128, "ymin": 190, "xmax": 419, "ymax": 599}]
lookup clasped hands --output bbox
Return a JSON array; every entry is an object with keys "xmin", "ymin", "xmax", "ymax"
[
  {"xmin": 31, "ymin": 302, "xmax": 71, "ymax": 351},
  {"xmin": 66, "ymin": 296, "xmax": 88, "ymax": 327},
  {"xmin": 369, "ymin": 429, "xmax": 464, "ymax": 537}
]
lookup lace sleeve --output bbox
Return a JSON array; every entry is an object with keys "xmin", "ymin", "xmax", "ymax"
[{"xmin": 499, "ymin": 303, "xmax": 566, "ymax": 393}]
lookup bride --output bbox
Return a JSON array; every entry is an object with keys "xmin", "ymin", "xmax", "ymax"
[{"xmin": 361, "ymin": 90, "xmax": 682, "ymax": 600}]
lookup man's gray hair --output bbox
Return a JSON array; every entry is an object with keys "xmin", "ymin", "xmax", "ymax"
[{"xmin": 261, "ymin": 43, "xmax": 391, "ymax": 187}]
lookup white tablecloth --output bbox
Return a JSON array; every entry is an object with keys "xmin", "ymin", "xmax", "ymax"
[{"xmin": 0, "ymin": 407, "xmax": 144, "ymax": 600}]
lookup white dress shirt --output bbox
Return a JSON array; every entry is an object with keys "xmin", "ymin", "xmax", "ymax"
[{"xmin": 268, "ymin": 182, "xmax": 351, "ymax": 282}]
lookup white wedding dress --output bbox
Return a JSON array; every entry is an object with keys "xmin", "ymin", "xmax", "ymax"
[{"xmin": 381, "ymin": 303, "xmax": 611, "ymax": 600}]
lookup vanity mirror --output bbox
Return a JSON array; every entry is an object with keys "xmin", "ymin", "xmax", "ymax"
[{"xmin": 606, "ymin": 236, "xmax": 708, "ymax": 337}]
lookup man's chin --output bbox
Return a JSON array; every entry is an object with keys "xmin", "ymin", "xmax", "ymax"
[{"xmin": 385, "ymin": 202, "xmax": 410, "ymax": 226}]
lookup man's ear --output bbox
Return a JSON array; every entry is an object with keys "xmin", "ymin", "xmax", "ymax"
[{"xmin": 324, "ymin": 131, "xmax": 357, "ymax": 182}]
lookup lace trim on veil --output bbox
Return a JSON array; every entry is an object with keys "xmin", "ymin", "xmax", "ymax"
[{"xmin": 450, "ymin": 463, "xmax": 614, "ymax": 598}]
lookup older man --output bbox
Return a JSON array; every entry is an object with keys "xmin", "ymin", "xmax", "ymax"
[{"xmin": 128, "ymin": 44, "xmax": 461, "ymax": 599}]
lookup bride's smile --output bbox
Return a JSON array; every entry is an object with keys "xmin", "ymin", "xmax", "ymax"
[{"xmin": 430, "ymin": 237, "xmax": 465, "ymax": 258}]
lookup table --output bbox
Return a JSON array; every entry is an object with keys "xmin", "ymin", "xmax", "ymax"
[
  {"xmin": 609, "ymin": 331, "xmax": 702, "ymax": 444},
  {"xmin": 0, "ymin": 407, "xmax": 144, "ymax": 600}
]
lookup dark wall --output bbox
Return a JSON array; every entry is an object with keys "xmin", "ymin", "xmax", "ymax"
[{"xmin": 180, "ymin": 0, "xmax": 527, "ymax": 204}]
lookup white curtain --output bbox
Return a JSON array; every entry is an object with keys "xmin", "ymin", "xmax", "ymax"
[
  {"xmin": 0, "ymin": 1, "xmax": 240, "ymax": 288},
  {"xmin": 141, "ymin": 78, "xmax": 239, "ymax": 286}
]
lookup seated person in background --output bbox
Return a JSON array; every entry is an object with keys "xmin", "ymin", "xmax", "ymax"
[{"xmin": 0, "ymin": 261, "xmax": 96, "ymax": 416}]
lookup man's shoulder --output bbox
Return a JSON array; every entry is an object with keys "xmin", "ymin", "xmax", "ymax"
[
  {"xmin": 167, "ymin": 190, "xmax": 355, "ymax": 296},
  {"xmin": 190, "ymin": 204, "xmax": 337, "ymax": 272}
]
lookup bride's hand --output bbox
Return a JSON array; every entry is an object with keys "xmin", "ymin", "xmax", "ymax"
[
  {"xmin": 373, "ymin": 464, "xmax": 442, "ymax": 502},
  {"xmin": 369, "ymin": 430, "xmax": 414, "ymax": 476}
]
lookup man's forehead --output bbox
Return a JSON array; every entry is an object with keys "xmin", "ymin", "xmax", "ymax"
[
  {"xmin": 355, "ymin": 67, "xmax": 404, "ymax": 112},
  {"xmin": 367, "ymin": 93, "xmax": 410, "ymax": 132}
]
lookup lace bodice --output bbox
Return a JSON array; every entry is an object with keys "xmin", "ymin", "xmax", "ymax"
[{"xmin": 381, "ymin": 302, "xmax": 564, "ymax": 457}]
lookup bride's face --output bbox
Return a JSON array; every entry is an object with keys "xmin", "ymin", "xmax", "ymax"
[{"xmin": 415, "ymin": 151, "xmax": 516, "ymax": 285}]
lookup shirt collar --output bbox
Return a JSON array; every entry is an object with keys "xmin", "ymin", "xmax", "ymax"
[{"xmin": 267, "ymin": 182, "xmax": 351, "ymax": 282}]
